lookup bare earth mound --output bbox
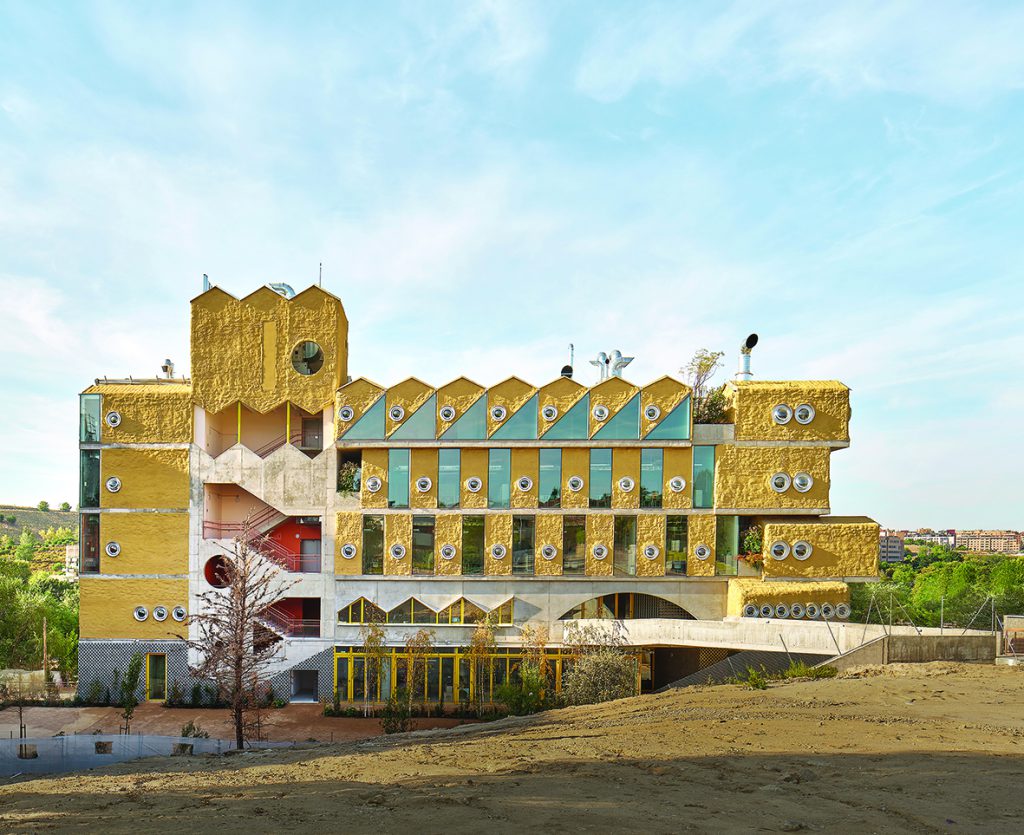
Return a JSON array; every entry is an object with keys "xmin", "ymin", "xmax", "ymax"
[{"xmin": 2, "ymin": 662, "xmax": 1021, "ymax": 833}]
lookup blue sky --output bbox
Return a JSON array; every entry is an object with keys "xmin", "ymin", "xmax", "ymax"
[{"xmin": 1, "ymin": 1, "xmax": 1021, "ymax": 529}]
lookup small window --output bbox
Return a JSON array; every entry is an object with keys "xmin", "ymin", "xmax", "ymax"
[
  {"xmin": 589, "ymin": 449, "xmax": 612, "ymax": 508},
  {"xmin": 291, "ymin": 341, "xmax": 324, "ymax": 375},
  {"xmin": 512, "ymin": 515, "xmax": 535, "ymax": 575},
  {"xmin": 562, "ymin": 515, "xmax": 586, "ymax": 575},
  {"xmin": 666, "ymin": 516, "xmax": 688, "ymax": 575},
  {"xmin": 538, "ymin": 448, "xmax": 561, "ymax": 508},
  {"xmin": 412, "ymin": 516, "xmax": 435, "ymax": 575},
  {"xmin": 693, "ymin": 446, "xmax": 715, "ymax": 509},
  {"xmin": 640, "ymin": 448, "xmax": 663, "ymax": 508},
  {"xmin": 437, "ymin": 449, "xmax": 461, "ymax": 508},
  {"xmin": 462, "ymin": 515, "xmax": 485, "ymax": 576},
  {"xmin": 362, "ymin": 515, "xmax": 384, "ymax": 575},
  {"xmin": 80, "ymin": 514, "xmax": 100, "ymax": 574},
  {"xmin": 80, "ymin": 450, "xmax": 101, "ymax": 509},
  {"xmin": 388, "ymin": 449, "xmax": 410, "ymax": 508}
]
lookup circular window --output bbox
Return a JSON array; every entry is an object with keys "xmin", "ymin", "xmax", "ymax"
[
  {"xmin": 592, "ymin": 404, "xmax": 609, "ymax": 421},
  {"xmin": 770, "ymin": 541, "xmax": 791, "ymax": 560},
  {"xmin": 567, "ymin": 475, "xmax": 584, "ymax": 492},
  {"xmin": 794, "ymin": 404, "xmax": 816, "ymax": 425},
  {"xmin": 339, "ymin": 405, "xmax": 355, "ymax": 422},
  {"xmin": 465, "ymin": 476, "xmax": 483, "ymax": 493},
  {"xmin": 491, "ymin": 543, "xmax": 507, "ymax": 559},
  {"xmin": 775, "ymin": 603, "xmax": 790, "ymax": 619},
  {"xmin": 618, "ymin": 476, "xmax": 635, "ymax": 493},
  {"xmin": 415, "ymin": 476, "xmax": 432, "ymax": 493},
  {"xmin": 770, "ymin": 472, "xmax": 791, "ymax": 493},
  {"xmin": 759, "ymin": 604, "xmax": 774, "ymax": 618},
  {"xmin": 772, "ymin": 404, "xmax": 793, "ymax": 425},
  {"xmin": 440, "ymin": 544, "xmax": 457, "ymax": 560},
  {"xmin": 291, "ymin": 341, "xmax": 324, "ymax": 376},
  {"xmin": 793, "ymin": 472, "xmax": 814, "ymax": 493},
  {"xmin": 133, "ymin": 606, "xmax": 149, "ymax": 622},
  {"xmin": 642, "ymin": 544, "xmax": 660, "ymax": 560},
  {"xmin": 541, "ymin": 404, "xmax": 558, "ymax": 422},
  {"xmin": 694, "ymin": 543, "xmax": 711, "ymax": 560},
  {"xmin": 105, "ymin": 476, "xmax": 122, "ymax": 493},
  {"xmin": 836, "ymin": 603, "xmax": 851, "ymax": 620},
  {"xmin": 388, "ymin": 405, "xmax": 405, "ymax": 422},
  {"xmin": 644, "ymin": 404, "xmax": 661, "ymax": 421},
  {"xmin": 669, "ymin": 476, "xmax": 686, "ymax": 493},
  {"xmin": 490, "ymin": 405, "xmax": 507, "ymax": 422},
  {"xmin": 172, "ymin": 606, "xmax": 187, "ymax": 622},
  {"xmin": 792, "ymin": 540, "xmax": 813, "ymax": 560},
  {"xmin": 743, "ymin": 603, "xmax": 759, "ymax": 618},
  {"xmin": 516, "ymin": 476, "xmax": 533, "ymax": 492},
  {"xmin": 105, "ymin": 411, "xmax": 122, "ymax": 428},
  {"xmin": 390, "ymin": 543, "xmax": 407, "ymax": 560},
  {"xmin": 153, "ymin": 606, "xmax": 168, "ymax": 622},
  {"xmin": 105, "ymin": 541, "xmax": 121, "ymax": 558},
  {"xmin": 439, "ymin": 405, "xmax": 456, "ymax": 422},
  {"xmin": 805, "ymin": 603, "xmax": 820, "ymax": 619},
  {"xmin": 365, "ymin": 476, "xmax": 382, "ymax": 493},
  {"xmin": 820, "ymin": 603, "xmax": 836, "ymax": 620},
  {"xmin": 790, "ymin": 603, "xmax": 805, "ymax": 619},
  {"xmin": 541, "ymin": 544, "xmax": 557, "ymax": 560},
  {"xmin": 592, "ymin": 544, "xmax": 608, "ymax": 560},
  {"xmin": 341, "ymin": 543, "xmax": 357, "ymax": 560},
  {"xmin": 204, "ymin": 556, "xmax": 230, "ymax": 588}
]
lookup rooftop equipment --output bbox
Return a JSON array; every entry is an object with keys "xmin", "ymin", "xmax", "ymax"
[{"xmin": 736, "ymin": 333, "xmax": 758, "ymax": 381}]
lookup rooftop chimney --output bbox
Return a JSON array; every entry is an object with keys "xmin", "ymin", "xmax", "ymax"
[
  {"xmin": 161, "ymin": 358, "xmax": 175, "ymax": 379},
  {"xmin": 736, "ymin": 333, "xmax": 758, "ymax": 381}
]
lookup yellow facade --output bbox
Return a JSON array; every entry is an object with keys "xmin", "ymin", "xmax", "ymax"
[
  {"xmin": 662, "ymin": 447, "xmax": 693, "ymax": 509},
  {"xmin": 360, "ymin": 448, "xmax": 388, "ymax": 509},
  {"xmin": 85, "ymin": 384, "xmax": 193, "ymax": 444},
  {"xmin": 510, "ymin": 448, "xmax": 539, "ymax": 509},
  {"xmin": 585, "ymin": 513, "xmax": 614, "ymax": 576},
  {"xmin": 335, "ymin": 512, "xmax": 363, "ymax": 576},
  {"xmin": 384, "ymin": 514, "xmax": 412, "ymax": 576},
  {"xmin": 611, "ymin": 448, "xmax": 641, "ymax": 509},
  {"xmin": 687, "ymin": 514, "xmax": 716, "ymax": 576},
  {"xmin": 535, "ymin": 514, "xmax": 563, "ymax": 576},
  {"xmin": 434, "ymin": 514, "xmax": 463, "ymax": 576},
  {"xmin": 636, "ymin": 514, "xmax": 666, "ymax": 577},
  {"xmin": 100, "ymin": 448, "xmax": 189, "ymax": 509},
  {"xmin": 730, "ymin": 380, "xmax": 850, "ymax": 443},
  {"xmin": 640, "ymin": 377, "xmax": 691, "ymax": 439},
  {"xmin": 561, "ymin": 447, "xmax": 590, "ymax": 509},
  {"xmin": 538, "ymin": 377, "xmax": 587, "ymax": 435},
  {"xmin": 714, "ymin": 445, "xmax": 830, "ymax": 510},
  {"xmin": 385, "ymin": 378, "xmax": 434, "ymax": 438},
  {"xmin": 79, "ymin": 578, "xmax": 189, "ymax": 639},
  {"xmin": 335, "ymin": 378, "xmax": 384, "ymax": 439},
  {"xmin": 588, "ymin": 377, "xmax": 639, "ymax": 437},
  {"xmin": 410, "ymin": 448, "xmax": 438, "ymax": 509},
  {"xmin": 436, "ymin": 378, "xmax": 485, "ymax": 436},
  {"xmin": 460, "ymin": 448, "xmax": 489, "ymax": 509},
  {"xmin": 761, "ymin": 517, "xmax": 879, "ymax": 579},
  {"xmin": 486, "ymin": 377, "xmax": 536, "ymax": 437},
  {"xmin": 726, "ymin": 578, "xmax": 850, "ymax": 616},
  {"xmin": 485, "ymin": 514, "xmax": 513, "ymax": 576},
  {"xmin": 100, "ymin": 513, "xmax": 189, "ymax": 575}
]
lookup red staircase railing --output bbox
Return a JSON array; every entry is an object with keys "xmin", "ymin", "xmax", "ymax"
[
  {"xmin": 202, "ymin": 503, "xmax": 286, "ymax": 541},
  {"xmin": 258, "ymin": 608, "xmax": 321, "ymax": 638}
]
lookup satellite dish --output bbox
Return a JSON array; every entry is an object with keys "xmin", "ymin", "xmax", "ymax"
[{"xmin": 745, "ymin": 333, "xmax": 759, "ymax": 350}]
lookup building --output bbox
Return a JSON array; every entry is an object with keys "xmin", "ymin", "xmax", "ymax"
[
  {"xmin": 957, "ymin": 531, "xmax": 1021, "ymax": 553},
  {"xmin": 76, "ymin": 283, "xmax": 879, "ymax": 704},
  {"xmin": 878, "ymin": 532, "xmax": 905, "ymax": 563},
  {"xmin": 905, "ymin": 530, "xmax": 956, "ymax": 548}
]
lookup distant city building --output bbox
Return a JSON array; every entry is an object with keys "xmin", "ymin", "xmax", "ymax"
[
  {"xmin": 905, "ymin": 530, "xmax": 956, "ymax": 547},
  {"xmin": 64, "ymin": 543, "xmax": 79, "ymax": 580},
  {"xmin": 957, "ymin": 530, "xmax": 1021, "ymax": 553},
  {"xmin": 878, "ymin": 532, "xmax": 905, "ymax": 563}
]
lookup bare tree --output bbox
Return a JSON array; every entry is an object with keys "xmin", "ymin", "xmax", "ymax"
[
  {"xmin": 681, "ymin": 348, "xmax": 728, "ymax": 424},
  {"xmin": 403, "ymin": 628, "xmax": 435, "ymax": 716},
  {"xmin": 182, "ymin": 524, "xmax": 295, "ymax": 749},
  {"xmin": 466, "ymin": 615, "xmax": 496, "ymax": 715},
  {"xmin": 359, "ymin": 614, "xmax": 387, "ymax": 717}
]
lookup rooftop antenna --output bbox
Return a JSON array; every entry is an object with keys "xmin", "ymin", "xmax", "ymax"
[
  {"xmin": 736, "ymin": 333, "xmax": 759, "ymax": 381},
  {"xmin": 561, "ymin": 343, "xmax": 574, "ymax": 379}
]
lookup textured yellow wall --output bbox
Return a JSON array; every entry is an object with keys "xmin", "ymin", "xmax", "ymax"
[
  {"xmin": 191, "ymin": 286, "xmax": 347, "ymax": 415},
  {"xmin": 636, "ymin": 514, "xmax": 666, "ymax": 577},
  {"xmin": 538, "ymin": 377, "xmax": 587, "ymax": 436},
  {"xmin": 486, "ymin": 377, "xmax": 536, "ymax": 437},
  {"xmin": 410, "ymin": 448, "xmax": 438, "ymax": 509},
  {"xmin": 85, "ymin": 384, "xmax": 193, "ymax": 444},
  {"xmin": 384, "ymin": 514, "xmax": 411, "ymax": 576},
  {"xmin": 586, "ymin": 513, "xmax": 614, "ymax": 576},
  {"xmin": 385, "ymin": 378, "xmax": 434, "ymax": 438},
  {"xmin": 662, "ymin": 447, "xmax": 693, "ymax": 509},
  {"xmin": 687, "ymin": 514, "xmax": 716, "ymax": 576},
  {"xmin": 640, "ymin": 377, "xmax": 691, "ymax": 438},
  {"xmin": 100, "ymin": 513, "xmax": 188, "ymax": 575},
  {"xmin": 731, "ymin": 381, "xmax": 850, "ymax": 442},
  {"xmin": 561, "ymin": 447, "xmax": 590, "ymax": 509},
  {"xmin": 535, "ymin": 514, "xmax": 563, "ymax": 576},
  {"xmin": 762, "ymin": 517, "xmax": 879, "ymax": 579},
  {"xmin": 360, "ymin": 449, "xmax": 388, "ymax": 509},
  {"xmin": 715, "ymin": 446, "xmax": 831, "ymax": 510},
  {"xmin": 588, "ymin": 377, "xmax": 639, "ymax": 437},
  {"xmin": 336, "ymin": 378, "xmax": 384, "ymax": 439},
  {"xmin": 460, "ymin": 448, "xmax": 488, "ymax": 509},
  {"xmin": 79, "ymin": 578, "xmax": 189, "ymax": 639},
  {"xmin": 436, "ymin": 377, "xmax": 484, "ymax": 436},
  {"xmin": 335, "ymin": 512, "xmax": 363, "ymax": 576},
  {"xmin": 434, "ymin": 514, "xmax": 462, "ymax": 576},
  {"xmin": 510, "ymin": 448, "xmax": 539, "ymax": 509},
  {"xmin": 100, "ymin": 449, "xmax": 189, "ymax": 509},
  {"xmin": 485, "ymin": 514, "xmax": 513, "ymax": 576},
  {"xmin": 726, "ymin": 578, "xmax": 850, "ymax": 616},
  {"xmin": 612, "ymin": 448, "xmax": 641, "ymax": 509}
]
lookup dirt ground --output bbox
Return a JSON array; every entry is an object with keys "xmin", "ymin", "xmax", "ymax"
[{"xmin": 1, "ymin": 662, "xmax": 1022, "ymax": 833}]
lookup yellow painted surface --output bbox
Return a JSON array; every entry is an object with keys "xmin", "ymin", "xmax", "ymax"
[
  {"xmin": 434, "ymin": 514, "xmax": 463, "ymax": 576},
  {"xmin": 336, "ymin": 378, "xmax": 384, "ymax": 439},
  {"xmin": 561, "ymin": 447, "xmax": 590, "ymax": 509},
  {"xmin": 191, "ymin": 285, "xmax": 348, "ymax": 415},
  {"xmin": 100, "ymin": 513, "xmax": 188, "ymax": 575},
  {"xmin": 612, "ymin": 448, "xmax": 641, "ymax": 509},
  {"xmin": 715, "ymin": 446, "xmax": 831, "ymax": 510},
  {"xmin": 687, "ymin": 514, "xmax": 716, "ymax": 576},
  {"xmin": 335, "ymin": 512, "xmax": 363, "ymax": 576},
  {"xmin": 100, "ymin": 448, "xmax": 189, "ymax": 509},
  {"xmin": 588, "ymin": 377, "xmax": 639, "ymax": 438},
  {"xmin": 485, "ymin": 514, "xmax": 512, "ymax": 576},
  {"xmin": 730, "ymin": 380, "xmax": 850, "ymax": 443},
  {"xmin": 384, "ymin": 514, "xmax": 412, "ymax": 576},
  {"xmin": 762, "ymin": 516, "xmax": 879, "ymax": 579},
  {"xmin": 535, "ymin": 514, "xmax": 563, "ymax": 576},
  {"xmin": 436, "ymin": 377, "xmax": 485, "ymax": 436},
  {"xmin": 410, "ymin": 448, "xmax": 438, "ymax": 509},
  {"xmin": 261, "ymin": 321, "xmax": 277, "ymax": 391},
  {"xmin": 460, "ymin": 448, "xmax": 489, "ymax": 509},
  {"xmin": 663, "ymin": 447, "xmax": 693, "ymax": 509},
  {"xmin": 510, "ymin": 448, "xmax": 539, "ymax": 509},
  {"xmin": 538, "ymin": 377, "xmax": 587, "ymax": 434},
  {"xmin": 79, "ymin": 578, "xmax": 188, "ymax": 639},
  {"xmin": 726, "ymin": 578, "xmax": 850, "ymax": 616},
  {"xmin": 85, "ymin": 384, "xmax": 193, "ymax": 444},
  {"xmin": 636, "ymin": 514, "xmax": 666, "ymax": 577},
  {"xmin": 361, "ymin": 449, "xmax": 388, "ymax": 509},
  {"xmin": 385, "ymin": 377, "xmax": 434, "ymax": 438},
  {"xmin": 640, "ymin": 376, "xmax": 691, "ymax": 439},
  {"xmin": 486, "ymin": 377, "xmax": 536, "ymax": 438},
  {"xmin": 586, "ymin": 513, "xmax": 614, "ymax": 577}
]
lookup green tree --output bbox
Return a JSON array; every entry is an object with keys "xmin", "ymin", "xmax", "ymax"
[
  {"xmin": 119, "ymin": 653, "xmax": 144, "ymax": 734},
  {"xmin": 15, "ymin": 529, "xmax": 38, "ymax": 561},
  {"xmin": 37, "ymin": 501, "xmax": 50, "ymax": 512},
  {"xmin": 682, "ymin": 348, "xmax": 729, "ymax": 424},
  {"xmin": 59, "ymin": 502, "xmax": 71, "ymax": 512}
]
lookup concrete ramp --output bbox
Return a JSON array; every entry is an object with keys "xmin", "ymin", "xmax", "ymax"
[{"xmin": 657, "ymin": 650, "xmax": 831, "ymax": 691}]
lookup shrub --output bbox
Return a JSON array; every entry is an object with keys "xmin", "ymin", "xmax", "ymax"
[
  {"xmin": 742, "ymin": 666, "xmax": 768, "ymax": 690},
  {"xmin": 496, "ymin": 662, "xmax": 550, "ymax": 715},
  {"xmin": 779, "ymin": 661, "xmax": 837, "ymax": 680},
  {"xmin": 381, "ymin": 689, "xmax": 412, "ymax": 734},
  {"xmin": 85, "ymin": 679, "xmax": 104, "ymax": 705},
  {"xmin": 190, "ymin": 681, "xmax": 204, "ymax": 707},
  {"xmin": 561, "ymin": 648, "xmax": 637, "ymax": 706},
  {"xmin": 180, "ymin": 719, "xmax": 210, "ymax": 739}
]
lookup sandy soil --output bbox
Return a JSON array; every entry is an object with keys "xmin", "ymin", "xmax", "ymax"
[{"xmin": 1, "ymin": 662, "xmax": 1022, "ymax": 833}]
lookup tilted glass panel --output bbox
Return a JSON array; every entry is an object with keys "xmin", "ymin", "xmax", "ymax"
[
  {"xmin": 80, "ymin": 394, "xmax": 101, "ymax": 442},
  {"xmin": 440, "ymin": 396, "xmax": 486, "ymax": 440},
  {"xmin": 390, "ymin": 394, "xmax": 437, "ymax": 440},
  {"xmin": 589, "ymin": 448, "xmax": 612, "ymax": 508},
  {"xmin": 437, "ymin": 448, "xmax": 461, "ymax": 509},
  {"xmin": 342, "ymin": 395, "xmax": 385, "ymax": 439},
  {"xmin": 462, "ymin": 515, "xmax": 485, "ymax": 575},
  {"xmin": 693, "ymin": 446, "xmax": 715, "ymax": 509},
  {"xmin": 362, "ymin": 515, "xmax": 384, "ymax": 575},
  {"xmin": 491, "ymin": 394, "xmax": 538, "ymax": 440},
  {"xmin": 538, "ymin": 448, "xmax": 561, "ymax": 508},
  {"xmin": 512, "ymin": 515, "xmax": 535, "ymax": 575},
  {"xmin": 666, "ymin": 515, "xmax": 688, "ymax": 575},
  {"xmin": 613, "ymin": 515, "xmax": 637, "ymax": 576},
  {"xmin": 488, "ymin": 448, "xmax": 511, "ymax": 509},
  {"xmin": 645, "ymin": 395, "xmax": 691, "ymax": 440},
  {"xmin": 412, "ymin": 515, "xmax": 435, "ymax": 575},
  {"xmin": 541, "ymin": 394, "xmax": 589, "ymax": 439},
  {"xmin": 562, "ymin": 514, "xmax": 586, "ymax": 575},
  {"xmin": 388, "ymin": 599, "xmax": 413, "ymax": 623},
  {"xmin": 715, "ymin": 515, "xmax": 739, "ymax": 576},
  {"xmin": 593, "ymin": 393, "xmax": 640, "ymax": 440},
  {"xmin": 640, "ymin": 448, "xmax": 663, "ymax": 508},
  {"xmin": 388, "ymin": 449, "xmax": 410, "ymax": 508},
  {"xmin": 80, "ymin": 450, "xmax": 100, "ymax": 508}
]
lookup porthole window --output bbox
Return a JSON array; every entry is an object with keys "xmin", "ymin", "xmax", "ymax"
[
  {"xmin": 204, "ymin": 556, "xmax": 230, "ymax": 588},
  {"xmin": 792, "ymin": 540, "xmax": 813, "ymax": 560},
  {"xmin": 793, "ymin": 472, "xmax": 814, "ymax": 493},
  {"xmin": 820, "ymin": 602, "xmax": 836, "ymax": 620},
  {"xmin": 743, "ymin": 603, "xmax": 759, "ymax": 618},
  {"xmin": 105, "ymin": 541, "xmax": 121, "ymax": 558},
  {"xmin": 790, "ymin": 603, "xmax": 805, "ymax": 619},
  {"xmin": 618, "ymin": 476, "xmax": 635, "ymax": 493},
  {"xmin": 339, "ymin": 405, "xmax": 355, "ymax": 422},
  {"xmin": 133, "ymin": 606, "xmax": 148, "ymax": 622},
  {"xmin": 794, "ymin": 404, "xmax": 816, "ymax": 425},
  {"xmin": 541, "ymin": 544, "xmax": 557, "ymax": 560},
  {"xmin": 541, "ymin": 404, "xmax": 558, "ymax": 422},
  {"xmin": 465, "ymin": 476, "xmax": 483, "ymax": 493},
  {"xmin": 291, "ymin": 341, "xmax": 324, "ymax": 376},
  {"xmin": 805, "ymin": 603, "xmax": 820, "ymax": 619},
  {"xmin": 365, "ymin": 476, "xmax": 382, "ymax": 493},
  {"xmin": 668, "ymin": 476, "xmax": 686, "ymax": 493},
  {"xmin": 759, "ymin": 604, "xmax": 774, "ymax": 618},
  {"xmin": 567, "ymin": 475, "xmax": 584, "ymax": 492},
  {"xmin": 642, "ymin": 544, "xmax": 660, "ymax": 560},
  {"xmin": 643, "ymin": 404, "xmax": 661, "ymax": 421},
  {"xmin": 772, "ymin": 403, "xmax": 793, "ymax": 425},
  {"xmin": 153, "ymin": 606, "xmax": 168, "ymax": 622},
  {"xmin": 388, "ymin": 405, "xmax": 405, "ymax": 422},
  {"xmin": 171, "ymin": 606, "xmax": 187, "ymax": 622},
  {"xmin": 516, "ymin": 476, "xmax": 533, "ymax": 492},
  {"xmin": 491, "ymin": 543, "xmax": 507, "ymax": 559},
  {"xmin": 341, "ymin": 543, "xmax": 357, "ymax": 560},
  {"xmin": 774, "ymin": 603, "xmax": 790, "ymax": 619},
  {"xmin": 490, "ymin": 405, "xmax": 507, "ymax": 422},
  {"xmin": 592, "ymin": 404, "xmax": 609, "ymax": 421},
  {"xmin": 390, "ymin": 543, "xmax": 407, "ymax": 560},
  {"xmin": 105, "ymin": 411, "xmax": 122, "ymax": 428},
  {"xmin": 770, "ymin": 472, "xmax": 791, "ymax": 493},
  {"xmin": 105, "ymin": 476, "xmax": 122, "ymax": 493},
  {"xmin": 439, "ymin": 405, "xmax": 456, "ymax": 422},
  {"xmin": 836, "ymin": 603, "xmax": 852, "ymax": 620},
  {"xmin": 770, "ymin": 540, "xmax": 791, "ymax": 560},
  {"xmin": 440, "ymin": 544, "xmax": 457, "ymax": 560},
  {"xmin": 694, "ymin": 543, "xmax": 711, "ymax": 560},
  {"xmin": 415, "ymin": 476, "xmax": 432, "ymax": 493},
  {"xmin": 592, "ymin": 544, "xmax": 608, "ymax": 560}
]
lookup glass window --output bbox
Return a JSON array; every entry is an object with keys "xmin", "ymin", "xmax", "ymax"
[
  {"xmin": 80, "ymin": 394, "xmax": 101, "ymax": 442},
  {"xmin": 388, "ymin": 449, "xmax": 410, "ymax": 508},
  {"xmin": 613, "ymin": 515, "xmax": 637, "ymax": 576},
  {"xmin": 80, "ymin": 450, "xmax": 100, "ymax": 508},
  {"xmin": 412, "ymin": 516, "xmax": 435, "ymax": 575},
  {"xmin": 666, "ymin": 516, "xmax": 688, "ymax": 575},
  {"xmin": 81, "ymin": 513, "xmax": 100, "ymax": 573},
  {"xmin": 440, "ymin": 397, "xmax": 486, "ymax": 440},
  {"xmin": 291, "ymin": 341, "xmax": 324, "ymax": 375},
  {"xmin": 542, "ymin": 394, "xmax": 589, "ymax": 439},
  {"xmin": 716, "ymin": 515, "xmax": 739, "ymax": 576},
  {"xmin": 437, "ymin": 449, "xmax": 460, "ymax": 508},
  {"xmin": 390, "ymin": 395, "xmax": 437, "ymax": 440},
  {"xmin": 343, "ymin": 396, "xmax": 385, "ymax": 440},
  {"xmin": 693, "ymin": 446, "xmax": 715, "ymax": 509},
  {"xmin": 640, "ymin": 448, "xmax": 663, "ymax": 508},
  {"xmin": 512, "ymin": 515, "xmax": 535, "ymax": 575},
  {"xmin": 646, "ymin": 396, "xmax": 691, "ymax": 440},
  {"xmin": 538, "ymin": 448, "xmax": 561, "ymax": 508},
  {"xmin": 589, "ymin": 448, "xmax": 612, "ymax": 508},
  {"xmin": 562, "ymin": 515, "xmax": 586, "ymax": 574},
  {"xmin": 462, "ymin": 515, "xmax": 485, "ymax": 576},
  {"xmin": 491, "ymin": 395, "xmax": 538, "ymax": 440},
  {"xmin": 488, "ymin": 448, "xmax": 511, "ymax": 509},
  {"xmin": 389, "ymin": 599, "xmax": 412, "ymax": 623},
  {"xmin": 593, "ymin": 394, "xmax": 640, "ymax": 440},
  {"xmin": 362, "ymin": 515, "xmax": 384, "ymax": 575}
]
